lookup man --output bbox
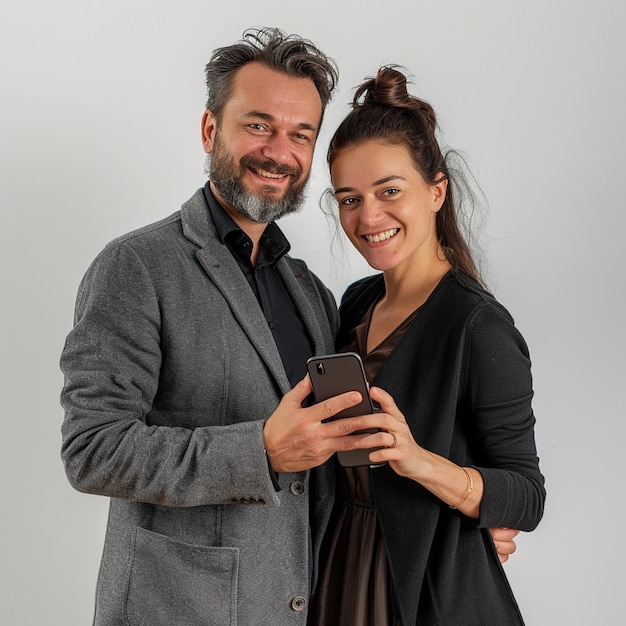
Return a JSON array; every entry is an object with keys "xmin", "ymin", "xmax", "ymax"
[
  {"xmin": 60, "ymin": 27, "xmax": 517, "ymax": 625},
  {"xmin": 60, "ymin": 27, "xmax": 369, "ymax": 625}
]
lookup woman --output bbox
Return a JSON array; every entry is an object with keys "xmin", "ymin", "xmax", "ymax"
[{"xmin": 309, "ymin": 67, "xmax": 546, "ymax": 625}]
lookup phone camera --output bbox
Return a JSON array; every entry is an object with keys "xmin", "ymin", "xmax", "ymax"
[{"xmin": 316, "ymin": 363, "xmax": 326, "ymax": 375}]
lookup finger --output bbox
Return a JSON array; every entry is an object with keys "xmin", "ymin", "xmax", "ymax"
[
  {"xmin": 369, "ymin": 386, "xmax": 405, "ymax": 422},
  {"xmin": 324, "ymin": 411, "xmax": 396, "ymax": 438},
  {"xmin": 292, "ymin": 374, "xmax": 313, "ymax": 401},
  {"xmin": 493, "ymin": 539, "xmax": 517, "ymax": 557},
  {"xmin": 357, "ymin": 429, "xmax": 395, "ymax": 448},
  {"xmin": 277, "ymin": 375, "xmax": 314, "ymax": 411},
  {"xmin": 381, "ymin": 431, "xmax": 398, "ymax": 451},
  {"xmin": 301, "ymin": 373, "xmax": 313, "ymax": 393},
  {"xmin": 490, "ymin": 527, "xmax": 520, "ymax": 542},
  {"xmin": 314, "ymin": 391, "xmax": 364, "ymax": 425}
]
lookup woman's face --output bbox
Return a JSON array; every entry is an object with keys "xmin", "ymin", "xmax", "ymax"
[{"xmin": 331, "ymin": 140, "xmax": 447, "ymax": 274}]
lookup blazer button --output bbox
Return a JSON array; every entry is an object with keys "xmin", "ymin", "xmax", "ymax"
[
  {"xmin": 289, "ymin": 480, "xmax": 305, "ymax": 496},
  {"xmin": 291, "ymin": 596, "xmax": 306, "ymax": 611}
]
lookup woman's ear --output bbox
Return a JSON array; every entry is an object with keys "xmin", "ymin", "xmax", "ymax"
[
  {"xmin": 432, "ymin": 177, "xmax": 448, "ymax": 212},
  {"xmin": 201, "ymin": 109, "xmax": 217, "ymax": 153}
]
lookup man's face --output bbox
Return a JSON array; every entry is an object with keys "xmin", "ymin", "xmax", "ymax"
[{"xmin": 202, "ymin": 62, "xmax": 323, "ymax": 224}]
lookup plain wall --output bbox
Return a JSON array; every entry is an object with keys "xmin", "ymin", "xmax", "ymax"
[{"xmin": 1, "ymin": 1, "xmax": 624, "ymax": 624}]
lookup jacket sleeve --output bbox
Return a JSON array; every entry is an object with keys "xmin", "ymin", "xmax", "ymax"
[
  {"xmin": 465, "ymin": 303, "xmax": 546, "ymax": 531},
  {"xmin": 60, "ymin": 241, "xmax": 281, "ymax": 508}
]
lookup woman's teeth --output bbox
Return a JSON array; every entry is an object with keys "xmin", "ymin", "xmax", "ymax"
[{"xmin": 364, "ymin": 229, "xmax": 399, "ymax": 243}]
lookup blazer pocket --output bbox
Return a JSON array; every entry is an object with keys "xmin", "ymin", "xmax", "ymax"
[{"xmin": 126, "ymin": 526, "xmax": 238, "ymax": 626}]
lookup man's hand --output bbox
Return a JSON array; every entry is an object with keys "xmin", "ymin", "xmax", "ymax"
[
  {"xmin": 263, "ymin": 375, "xmax": 382, "ymax": 473},
  {"xmin": 490, "ymin": 527, "xmax": 519, "ymax": 563}
]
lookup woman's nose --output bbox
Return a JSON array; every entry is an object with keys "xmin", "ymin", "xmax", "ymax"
[{"xmin": 359, "ymin": 198, "xmax": 384, "ymax": 225}]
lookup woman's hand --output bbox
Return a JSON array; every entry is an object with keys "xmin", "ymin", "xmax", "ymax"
[
  {"xmin": 366, "ymin": 386, "xmax": 430, "ymax": 477},
  {"xmin": 366, "ymin": 386, "xmax": 484, "ymax": 518}
]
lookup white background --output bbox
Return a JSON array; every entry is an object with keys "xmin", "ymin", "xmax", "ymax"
[{"xmin": 1, "ymin": 1, "xmax": 624, "ymax": 624}]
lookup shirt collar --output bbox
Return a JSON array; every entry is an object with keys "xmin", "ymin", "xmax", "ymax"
[{"xmin": 203, "ymin": 182, "xmax": 291, "ymax": 264}]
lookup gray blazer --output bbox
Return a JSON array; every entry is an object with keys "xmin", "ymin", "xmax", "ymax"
[{"xmin": 60, "ymin": 189, "xmax": 339, "ymax": 625}]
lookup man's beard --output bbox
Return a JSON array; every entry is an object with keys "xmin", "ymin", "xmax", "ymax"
[{"xmin": 206, "ymin": 141, "xmax": 309, "ymax": 224}]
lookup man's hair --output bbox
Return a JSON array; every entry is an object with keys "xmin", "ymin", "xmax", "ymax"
[{"xmin": 204, "ymin": 27, "xmax": 339, "ymax": 127}]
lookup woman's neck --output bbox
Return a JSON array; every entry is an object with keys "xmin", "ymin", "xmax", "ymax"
[
  {"xmin": 379, "ymin": 253, "xmax": 451, "ymax": 311},
  {"xmin": 366, "ymin": 252, "xmax": 451, "ymax": 353}
]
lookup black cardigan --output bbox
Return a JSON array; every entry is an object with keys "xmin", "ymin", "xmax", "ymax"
[{"xmin": 336, "ymin": 271, "xmax": 546, "ymax": 626}]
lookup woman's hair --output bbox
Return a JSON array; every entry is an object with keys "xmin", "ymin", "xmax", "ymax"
[
  {"xmin": 204, "ymin": 27, "xmax": 339, "ymax": 128},
  {"xmin": 328, "ymin": 66, "xmax": 485, "ymax": 285}
]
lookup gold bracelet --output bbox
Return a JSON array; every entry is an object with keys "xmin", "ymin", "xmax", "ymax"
[{"xmin": 449, "ymin": 467, "xmax": 473, "ymax": 509}]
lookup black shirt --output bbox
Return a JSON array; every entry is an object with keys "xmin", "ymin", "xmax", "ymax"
[{"xmin": 203, "ymin": 182, "xmax": 314, "ymax": 387}]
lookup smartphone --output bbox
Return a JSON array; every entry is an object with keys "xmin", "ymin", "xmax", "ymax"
[{"xmin": 306, "ymin": 352, "xmax": 382, "ymax": 467}]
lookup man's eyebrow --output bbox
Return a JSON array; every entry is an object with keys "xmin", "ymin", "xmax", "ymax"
[
  {"xmin": 243, "ymin": 111, "xmax": 318, "ymax": 132},
  {"xmin": 334, "ymin": 175, "xmax": 405, "ymax": 195}
]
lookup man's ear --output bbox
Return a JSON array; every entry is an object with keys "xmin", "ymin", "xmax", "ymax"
[{"xmin": 201, "ymin": 109, "xmax": 217, "ymax": 153}]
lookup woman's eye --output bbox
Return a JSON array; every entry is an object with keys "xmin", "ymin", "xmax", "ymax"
[
  {"xmin": 382, "ymin": 188, "xmax": 400, "ymax": 197},
  {"xmin": 338, "ymin": 197, "xmax": 358, "ymax": 207}
]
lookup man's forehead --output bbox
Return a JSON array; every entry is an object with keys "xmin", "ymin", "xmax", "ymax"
[{"xmin": 225, "ymin": 63, "xmax": 322, "ymax": 122}]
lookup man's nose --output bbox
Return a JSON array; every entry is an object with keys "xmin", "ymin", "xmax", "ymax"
[{"xmin": 261, "ymin": 134, "xmax": 292, "ymax": 165}]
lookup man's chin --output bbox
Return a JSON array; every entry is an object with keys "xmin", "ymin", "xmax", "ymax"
[
  {"xmin": 247, "ymin": 185, "xmax": 306, "ymax": 210},
  {"xmin": 247, "ymin": 181, "xmax": 290, "ymax": 201},
  {"xmin": 255, "ymin": 191, "xmax": 286, "ymax": 203}
]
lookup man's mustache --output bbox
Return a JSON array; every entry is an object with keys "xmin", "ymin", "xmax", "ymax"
[{"xmin": 239, "ymin": 154, "xmax": 301, "ymax": 179}]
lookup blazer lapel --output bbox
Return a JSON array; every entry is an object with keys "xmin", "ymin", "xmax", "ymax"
[
  {"xmin": 181, "ymin": 189, "xmax": 291, "ymax": 394},
  {"xmin": 199, "ymin": 241, "xmax": 293, "ymax": 393}
]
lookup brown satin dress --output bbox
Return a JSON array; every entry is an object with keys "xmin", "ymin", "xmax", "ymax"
[{"xmin": 310, "ymin": 303, "xmax": 419, "ymax": 626}]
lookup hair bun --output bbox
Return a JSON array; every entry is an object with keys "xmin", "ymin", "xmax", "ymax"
[{"xmin": 353, "ymin": 65, "xmax": 437, "ymax": 134}]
